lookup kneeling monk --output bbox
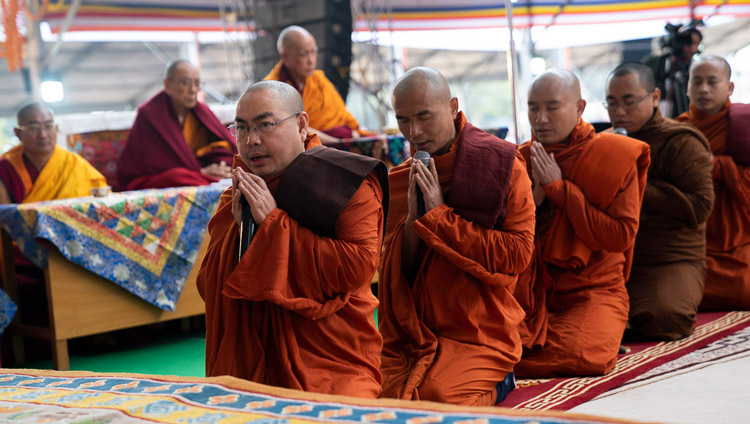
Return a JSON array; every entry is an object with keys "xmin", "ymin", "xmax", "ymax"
[
  {"xmin": 379, "ymin": 67, "xmax": 536, "ymax": 406},
  {"xmin": 197, "ymin": 81, "xmax": 388, "ymax": 397},
  {"xmin": 514, "ymin": 69, "xmax": 650, "ymax": 378}
]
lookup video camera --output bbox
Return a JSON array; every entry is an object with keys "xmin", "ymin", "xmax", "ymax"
[{"xmin": 660, "ymin": 19, "xmax": 703, "ymax": 60}]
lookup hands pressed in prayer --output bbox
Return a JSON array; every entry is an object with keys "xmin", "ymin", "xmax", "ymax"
[
  {"xmin": 530, "ymin": 142, "xmax": 562, "ymax": 206},
  {"xmin": 413, "ymin": 158, "xmax": 443, "ymax": 214},
  {"xmin": 202, "ymin": 161, "xmax": 232, "ymax": 179},
  {"xmin": 231, "ymin": 167, "xmax": 277, "ymax": 225}
]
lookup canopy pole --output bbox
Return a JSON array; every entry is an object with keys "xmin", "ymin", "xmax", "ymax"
[{"xmin": 504, "ymin": 0, "xmax": 521, "ymax": 144}]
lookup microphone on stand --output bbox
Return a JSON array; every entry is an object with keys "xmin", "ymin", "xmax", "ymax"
[
  {"xmin": 238, "ymin": 196, "xmax": 256, "ymax": 261},
  {"xmin": 613, "ymin": 127, "xmax": 628, "ymax": 136},
  {"xmin": 413, "ymin": 150, "xmax": 431, "ymax": 218}
]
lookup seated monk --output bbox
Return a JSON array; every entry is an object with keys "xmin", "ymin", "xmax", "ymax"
[
  {"xmin": 606, "ymin": 63, "xmax": 714, "ymax": 340},
  {"xmin": 513, "ymin": 69, "xmax": 650, "ymax": 378},
  {"xmin": 676, "ymin": 56, "xmax": 750, "ymax": 310},
  {"xmin": 378, "ymin": 67, "xmax": 535, "ymax": 406},
  {"xmin": 264, "ymin": 25, "xmax": 365, "ymax": 143},
  {"xmin": 116, "ymin": 60, "xmax": 236, "ymax": 191},
  {"xmin": 0, "ymin": 102, "xmax": 107, "ymax": 324},
  {"xmin": 196, "ymin": 81, "xmax": 388, "ymax": 397}
]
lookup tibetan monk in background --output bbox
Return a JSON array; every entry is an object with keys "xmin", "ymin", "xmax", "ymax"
[
  {"xmin": 514, "ymin": 69, "xmax": 650, "ymax": 378},
  {"xmin": 607, "ymin": 63, "xmax": 714, "ymax": 341},
  {"xmin": 0, "ymin": 102, "xmax": 107, "ymax": 323},
  {"xmin": 116, "ymin": 60, "xmax": 236, "ymax": 191},
  {"xmin": 197, "ymin": 81, "xmax": 388, "ymax": 397},
  {"xmin": 264, "ymin": 25, "xmax": 365, "ymax": 143},
  {"xmin": 676, "ymin": 56, "xmax": 750, "ymax": 310},
  {"xmin": 379, "ymin": 67, "xmax": 535, "ymax": 406}
]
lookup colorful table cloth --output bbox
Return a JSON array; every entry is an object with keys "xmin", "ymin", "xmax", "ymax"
[
  {"xmin": 0, "ymin": 183, "xmax": 226, "ymax": 311},
  {"xmin": 0, "ymin": 369, "xmax": 645, "ymax": 424}
]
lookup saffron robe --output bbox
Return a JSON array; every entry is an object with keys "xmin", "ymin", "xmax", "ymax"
[
  {"xmin": 379, "ymin": 113, "xmax": 536, "ymax": 406},
  {"xmin": 514, "ymin": 119, "xmax": 650, "ymax": 378},
  {"xmin": 626, "ymin": 108, "xmax": 714, "ymax": 340},
  {"xmin": 676, "ymin": 102, "xmax": 750, "ymax": 309},
  {"xmin": 116, "ymin": 90, "xmax": 236, "ymax": 191},
  {"xmin": 264, "ymin": 63, "xmax": 361, "ymax": 137},
  {"xmin": 197, "ymin": 135, "xmax": 386, "ymax": 398},
  {"xmin": 0, "ymin": 145, "xmax": 106, "ymax": 203}
]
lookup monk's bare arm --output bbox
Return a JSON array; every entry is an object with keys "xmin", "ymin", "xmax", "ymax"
[
  {"xmin": 642, "ymin": 135, "xmax": 714, "ymax": 227},
  {"xmin": 411, "ymin": 158, "xmax": 536, "ymax": 275},
  {"xmin": 0, "ymin": 181, "xmax": 11, "ymax": 204},
  {"xmin": 544, "ymin": 167, "xmax": 640, "ymax": 253},
  {"xmin": 714, "ymin": 155, "xmax": 750, "ymax": 207}
]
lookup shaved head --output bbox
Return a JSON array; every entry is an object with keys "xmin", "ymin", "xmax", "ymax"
[
  {"xmin": 691, "ymin": 55, "xmax": 731, "ymax": 79},
  {"xmin": 392, "ymin": 67, "xmax": 459, "ymax": 156},
  {"xmin": 527, "ymin": 68, "xmax": 586, "ymax": 145},
  {"xmin": 608, "ymin": 62, "xmax": 656, "ymax": 93},
  {"xmin": 16, "ymin": 102, "xmax": 53, "ymax": 125},
  {"xmin": 277, "ymin": 25, "xmax": 318, "ymax": 83},
  {"xmin": 277, "ymin": 25, "xmax": 314, "ymax": 54},
  {"xmin": 240, "ymin": 80, "xmax": 303, "ymax": 116},
  {"xmin": 165, "ymin": 59, "xmax": 196, "ymax": 79},
  {"xmin": 393, "ymin": 67, "xmax": 452, "ymax": 103}
]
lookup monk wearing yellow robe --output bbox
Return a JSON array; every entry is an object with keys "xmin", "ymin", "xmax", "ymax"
[
  {"xmin": 264, "ymin": 25, "xmax": 364, "ymax": 143},
  {"xmin": 606, "ymin": 63, "xmax": 714, "ymax": 341},
  {"xmin": 676, "ymin": 56, "xmax": 750, "ymax": 310},
  {"xmin": 197, "ymin": 81, "xmax": 388, "ymax": 397},
  {"xmin": 379, "ymin": 67, "xmax": 536, "ymax": 406},
  {"xmin": 514, "ymin": 69, "xmax": 650, "ymax": 378}
]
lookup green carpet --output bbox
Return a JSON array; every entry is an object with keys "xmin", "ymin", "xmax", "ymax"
[{"xmin": 10, "ymin": 335, "xmax": 206, "ymax": 377}]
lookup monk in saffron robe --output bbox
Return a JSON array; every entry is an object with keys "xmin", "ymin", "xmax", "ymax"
[
  {"xmin": 676, "ymin": 56, "xmax": 750, "ymax": 310},
  {"xmin": 514, "ymin": 69, "xmax": 650, "ymax": 378},
  {"xmin": 116, "ymin": 60, "xmax": 236, "ymax": 191},
  {"xmin": 379, "ymin": 67, "xmax": 535, "ymax": 406},
  {"xmin": 606, "ymin": 63, "xmax": 714, "ymax": 340},
  {"xmin": 0, "ymin": 103, "xmax": 107, "ymax": 324},
  {"xmin": 197, "ymin": 81, "xmax": 387, "ymax": 397},
  {"xmin": 264, "ymin": 26, "xmax": 365, "ymax": 143}
]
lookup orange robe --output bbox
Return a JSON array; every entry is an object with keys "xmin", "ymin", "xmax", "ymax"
[
  {"xmin": 677, "ymin": 102, "xmax": 750, "ymax": 309},
  {"xmin": 379, "ymin": 114, "xmax": 536, "ymax": 406},
  {"xmin": 264, "ymin": 63, "xmax": 361, "ymax": 133},
  {"xmin": 514, "ymin": 119, "xmax": 650, "ymax": 378},
  {"xmin": 197, "ymin": 136, "xmax": 385, "ymax": 398},
  {"xmin": 1, "ymin": 144, "xmax": 106, "ymax": 203}
]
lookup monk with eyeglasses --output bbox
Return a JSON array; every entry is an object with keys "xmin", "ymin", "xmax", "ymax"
[
  {"xmin": 264, "ymin": 25, "xmax": 367, "ymax": 143},
  {"xmin": 116, "ymin": 59, "xmax": 237, "ymax": 191},
  {"xmin": 607, "ymin": 63, "xmax": 714, "ymax": 341},
  {"xmin": 197, "ymin": 80, "xmax": 388, "ymax": 397}
]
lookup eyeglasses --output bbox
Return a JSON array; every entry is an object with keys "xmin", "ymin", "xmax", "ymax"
[
  {"xmin": 15, "ymin": 123, "xmax": 58, "ymax": 133},
  {"xmin": 602, "ymin": 91, "xmax": 653, "ymax": 112},
  {"xmin": 228, "ymin": 112, "xmax": 301, "ymax": 139},
  {"xmin": 172, "ymin": 78, "xmax": 201, "ymax": 90}
]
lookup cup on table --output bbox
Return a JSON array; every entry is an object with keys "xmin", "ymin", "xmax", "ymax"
[{"xmin": 90, "ymin": 186, "xmax": 111, "ymax": 197}]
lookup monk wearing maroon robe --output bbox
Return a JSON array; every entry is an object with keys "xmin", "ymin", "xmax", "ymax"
[
  {"xmin": 379, "ymin": 67, "xmax": 536, "ymax": 406},
  {"xmin": 197, "ymin": 81, "xmax": 388, "ymax": 397},
  {"xmin": 606, "ymin": 63, "xmax": 714, "ymax": 341},
  {"xmin": 116, "ymin": 60, "xmax": 236, "ymax": 191},
  {"xmin": 676, "ymin": 56, "xmax": 750, "ymax": 310},
  {"xmin": 514, "ymin": 69, "xmax": 650, "ymax": 377}
]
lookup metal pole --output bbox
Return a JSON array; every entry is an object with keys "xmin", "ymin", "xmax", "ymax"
[{"xmin": 504, "ymin": 0, "xmax": 520, "ymax": 144}]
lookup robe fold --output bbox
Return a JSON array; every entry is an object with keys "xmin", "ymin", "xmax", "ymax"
[
  {"xmin": 625, "ymin": 109, "xmax": 714, "ymax": 340},
  {"xmin": 514, "ymin": 119, "xmax": 650, "ymax": 378},
  {"xmin": 379, "ymin": 112, "xmax": 536, "ymax": 406},
  {"xmin": 264, "ymin": 63, "xmax": 362, "ymax": 136},
  {"xmin": 197, "ymin": 135, "xmax": 386, "ymax": 398},
  {"xmin": 677, "ymin": 102, "xmax": 750, "ymax": 310},
  {"xmin": 0, "ymin": 145, "xmax": 107, "ymax": 203},
  {"xmin": 116, "ymin": 90, "xmax": 236, "ymax": 191}
]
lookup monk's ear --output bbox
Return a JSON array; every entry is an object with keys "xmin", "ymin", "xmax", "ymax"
[
  {"xmin": 652, "ymin": 88, "xmax": 662, "ymax": 104},
  {"xmin": 298, "ymin": 111, "xmax": 309, "ymax": 135},
  {"xmin": 13, "ymin": 127, "xmax": 22, "ymax": 140},
  {"xmin": 728, "ymin": 81, "xmax": 735, "ymax": 97},
  {"xmin": 575, "ymin": 99, "xmax": 586, "ymax": 117},
  {"xmin": 449, "ymin": 97, "xmax": 459, "ymax": 119}
]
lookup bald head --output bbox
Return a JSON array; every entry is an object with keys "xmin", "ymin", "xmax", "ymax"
[
  {"xmin": 165, "ymin": 59, "xmax": 196, "ymax": 80},
  {"xmin": 277, "ymin": 25, "xmax": 317, "ymax": 83},
  {"xmin": 277, "ymin": 25, "xmax": 314, "ymax": 54},
  {"xmin": 16, "ymin": 102, "xmax": 53, "ymax": 125},
  {"xmin": 393, "ymin": 67, "xmax": 452, "ymax": 103},
  {"xmin": 687, "ymin": 55, "xmax": 734, "ymax": 115},
  {"xmin": 240, "ymin": 80, "xmax": 303, "ymax": 116},
  {"xmin": 527, "ymin": 68, "xmax": 586, "ymax": 145},
  {"xmin": 608, "ymin": 62, "xmax": 656, "ymax": 93},
  {"xmin": 392, "ymin": 67, "xmax": 459, "ymax": 155}
]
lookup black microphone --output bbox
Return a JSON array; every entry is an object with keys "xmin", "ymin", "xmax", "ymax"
[
  {"xmin": 413, "ymin": 150, "xmax": 431, "ymax": 218},
  {"xmin": 613, "ymin": 127, "xmax": 628, "ymax": 136},
  {"xmin": 238, "ymin": 196, "xmax": 256, "ymax": 261}
]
